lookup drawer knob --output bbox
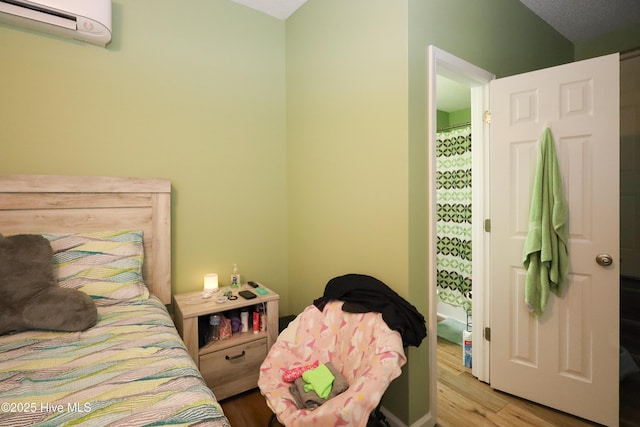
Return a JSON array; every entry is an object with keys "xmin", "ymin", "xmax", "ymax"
[{"xmin": 225, "ymin": 350, "xmax": 246, "ymax": 361}]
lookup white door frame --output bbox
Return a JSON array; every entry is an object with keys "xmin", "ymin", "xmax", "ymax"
[{"xmin": 427, "ymin": 46, "xmax": 494, "ymax": 412}]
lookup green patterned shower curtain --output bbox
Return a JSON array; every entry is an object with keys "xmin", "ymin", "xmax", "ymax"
[{"xmin": 436, "ymin": 125, "xmax": 472, "ymax": 313}]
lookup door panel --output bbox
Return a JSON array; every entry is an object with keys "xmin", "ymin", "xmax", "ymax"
[{"xmin": 490, "ymin": 53, "xmax": 619, "ymax": 426}]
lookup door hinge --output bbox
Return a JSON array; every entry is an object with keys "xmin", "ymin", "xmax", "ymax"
[
  {"xmin": 484, "ymin": 327, "xmax": 491, "ymax": 341},
  {"xmin": 483, "ymin": 110, "xmax": 492, "ymax": 124},
  {"xmin": 484, "ymin": 218, "xmax": 491, "ymax": 232}
]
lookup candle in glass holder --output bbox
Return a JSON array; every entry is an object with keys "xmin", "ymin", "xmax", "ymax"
[{"xmin": 204, "ymin": 273, "xmax": 219, "ymax": 292}]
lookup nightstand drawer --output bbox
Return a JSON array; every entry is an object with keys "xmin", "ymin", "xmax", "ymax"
[{"xmin": 200, "ymin": 337, "xmax": 267, "ymax": 400}]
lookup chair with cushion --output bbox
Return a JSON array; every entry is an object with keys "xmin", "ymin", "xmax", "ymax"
[
  {"xmin": 258, "ymin": 300, "xmax": 406, "ymax": 426},
  {"xmin": 260, "ymin": 274, "xmax": 426, "ymax": 426}
]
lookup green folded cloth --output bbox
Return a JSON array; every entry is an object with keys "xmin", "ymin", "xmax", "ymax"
[
  {"xmin": 302, "ymin": 363, "xmax": 335, "ymax": 399},
  {"xmin": 522, "ymin": 128, "xmax": 569, "ymax": 317}
]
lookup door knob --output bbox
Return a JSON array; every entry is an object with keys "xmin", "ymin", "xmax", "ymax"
[{"xmin": 595, "ymin": 253, "xmax": 613, "ymax": 267}]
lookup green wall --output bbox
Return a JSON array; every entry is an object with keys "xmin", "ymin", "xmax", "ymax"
[
  {"xmin": 436, "ymin": 110, "xmax": 449, "ymax": 130},
  {"xmin": 0, "ymin": 0, "xmax": 290, "ymax": 309},
  {"xmin": 437, "ymin": 108, "xmax": 472, "ymax": 130},
  {"xmin": 286, "ymin": 0, "xmax": 409, "ymax": 320}
]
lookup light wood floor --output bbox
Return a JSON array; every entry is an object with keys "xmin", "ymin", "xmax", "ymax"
[
  {"xmin": 438, "ymin": 336, "xmax": 640, "ymax": 427},
  {"xmin": 436, "ymin": 336, "xmax": 598, "ymax": 427},
  {"xmin": 220, "ymin": 388, "xmax": 283, "ymax": 427},
  {"xmin": 220, "ymin": 339, "xmax": 638, "ymax": 426}
]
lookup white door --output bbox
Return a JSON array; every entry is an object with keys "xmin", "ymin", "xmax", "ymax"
[{"xmin": 489, "ymin": 53, "xmax": 619, "ymax": 426}]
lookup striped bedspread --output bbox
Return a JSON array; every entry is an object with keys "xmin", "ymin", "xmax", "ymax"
[{"xmin": 0, "ymin": 296, "xmax": 230, "ymax": 427}]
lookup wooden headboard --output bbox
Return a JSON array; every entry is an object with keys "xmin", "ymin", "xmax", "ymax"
[{"xmin": 0, "ymin": 175, "xmax": 172, "ymax": 304}]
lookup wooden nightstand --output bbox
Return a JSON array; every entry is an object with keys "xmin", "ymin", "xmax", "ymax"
[{"xmin": 173, "ymin": 284, "xmax": 279, "ymax": 400}]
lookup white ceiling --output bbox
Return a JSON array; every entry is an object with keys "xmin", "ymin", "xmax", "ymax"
[
  {"xmin": 437, "ymin": 75, "xmax": 470, "ymax": 113},
  {"xmin": 231, "ymin": 0, "xmax": 306, "ymax": 20},
  {"xmin": 231, "ymin": 0, "xmax": 640, "ymax": 112}
]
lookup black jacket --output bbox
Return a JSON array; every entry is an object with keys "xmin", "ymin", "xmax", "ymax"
[{"xmin": 313, "ymin": 274, "xmax": 427, "ymax": 347}]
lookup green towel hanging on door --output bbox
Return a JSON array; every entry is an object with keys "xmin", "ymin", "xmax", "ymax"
[{"xmin": 522, "ymin": 128, "xmax": 569, "ymax": 317}]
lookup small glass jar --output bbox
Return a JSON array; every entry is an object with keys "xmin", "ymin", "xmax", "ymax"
[
  {"xmin": 209, "ymin": 315, "xmax": 221, "ymax": 342},
  {"xmin": 240, "ymin": 310, "xmax": 249, "ymax": 332}
]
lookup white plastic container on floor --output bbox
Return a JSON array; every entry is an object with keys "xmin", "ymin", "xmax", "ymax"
[{"xmin": 463, "ymin": 329, "xmax": 472, "ymax": 368}]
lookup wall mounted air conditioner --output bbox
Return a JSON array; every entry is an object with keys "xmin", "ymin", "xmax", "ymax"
[{"xmin": 0, "ymin": 0, "xmax": 111, "ymax": 46}]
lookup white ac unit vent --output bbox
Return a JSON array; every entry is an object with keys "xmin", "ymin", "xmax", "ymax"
[{"xmin": 0, "ymin": 0, "xmax": 111, "ymax": 46}]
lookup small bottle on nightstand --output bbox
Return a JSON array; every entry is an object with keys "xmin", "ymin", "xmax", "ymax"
[{"xmin": 231, "ymin": 263, "xmax": 240, "ymax": 289}]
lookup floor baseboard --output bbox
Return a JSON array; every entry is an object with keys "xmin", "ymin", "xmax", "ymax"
[{"xmin": 380, "ymin": 406, "xmax": 435, "ymax": 427}]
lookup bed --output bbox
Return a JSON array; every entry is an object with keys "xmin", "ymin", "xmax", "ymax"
[{"xmin": 0, "ymin": 175, "xmax": 231, "ymax": 427}]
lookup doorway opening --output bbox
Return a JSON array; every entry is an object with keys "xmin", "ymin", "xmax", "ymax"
[
  {"xmin": 427, "ymin": 46, "xmax": 494, "ymax": 420},
  {"xmin": 434, "ymin": 75, "xmax": 472, "ymax": 335}
]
